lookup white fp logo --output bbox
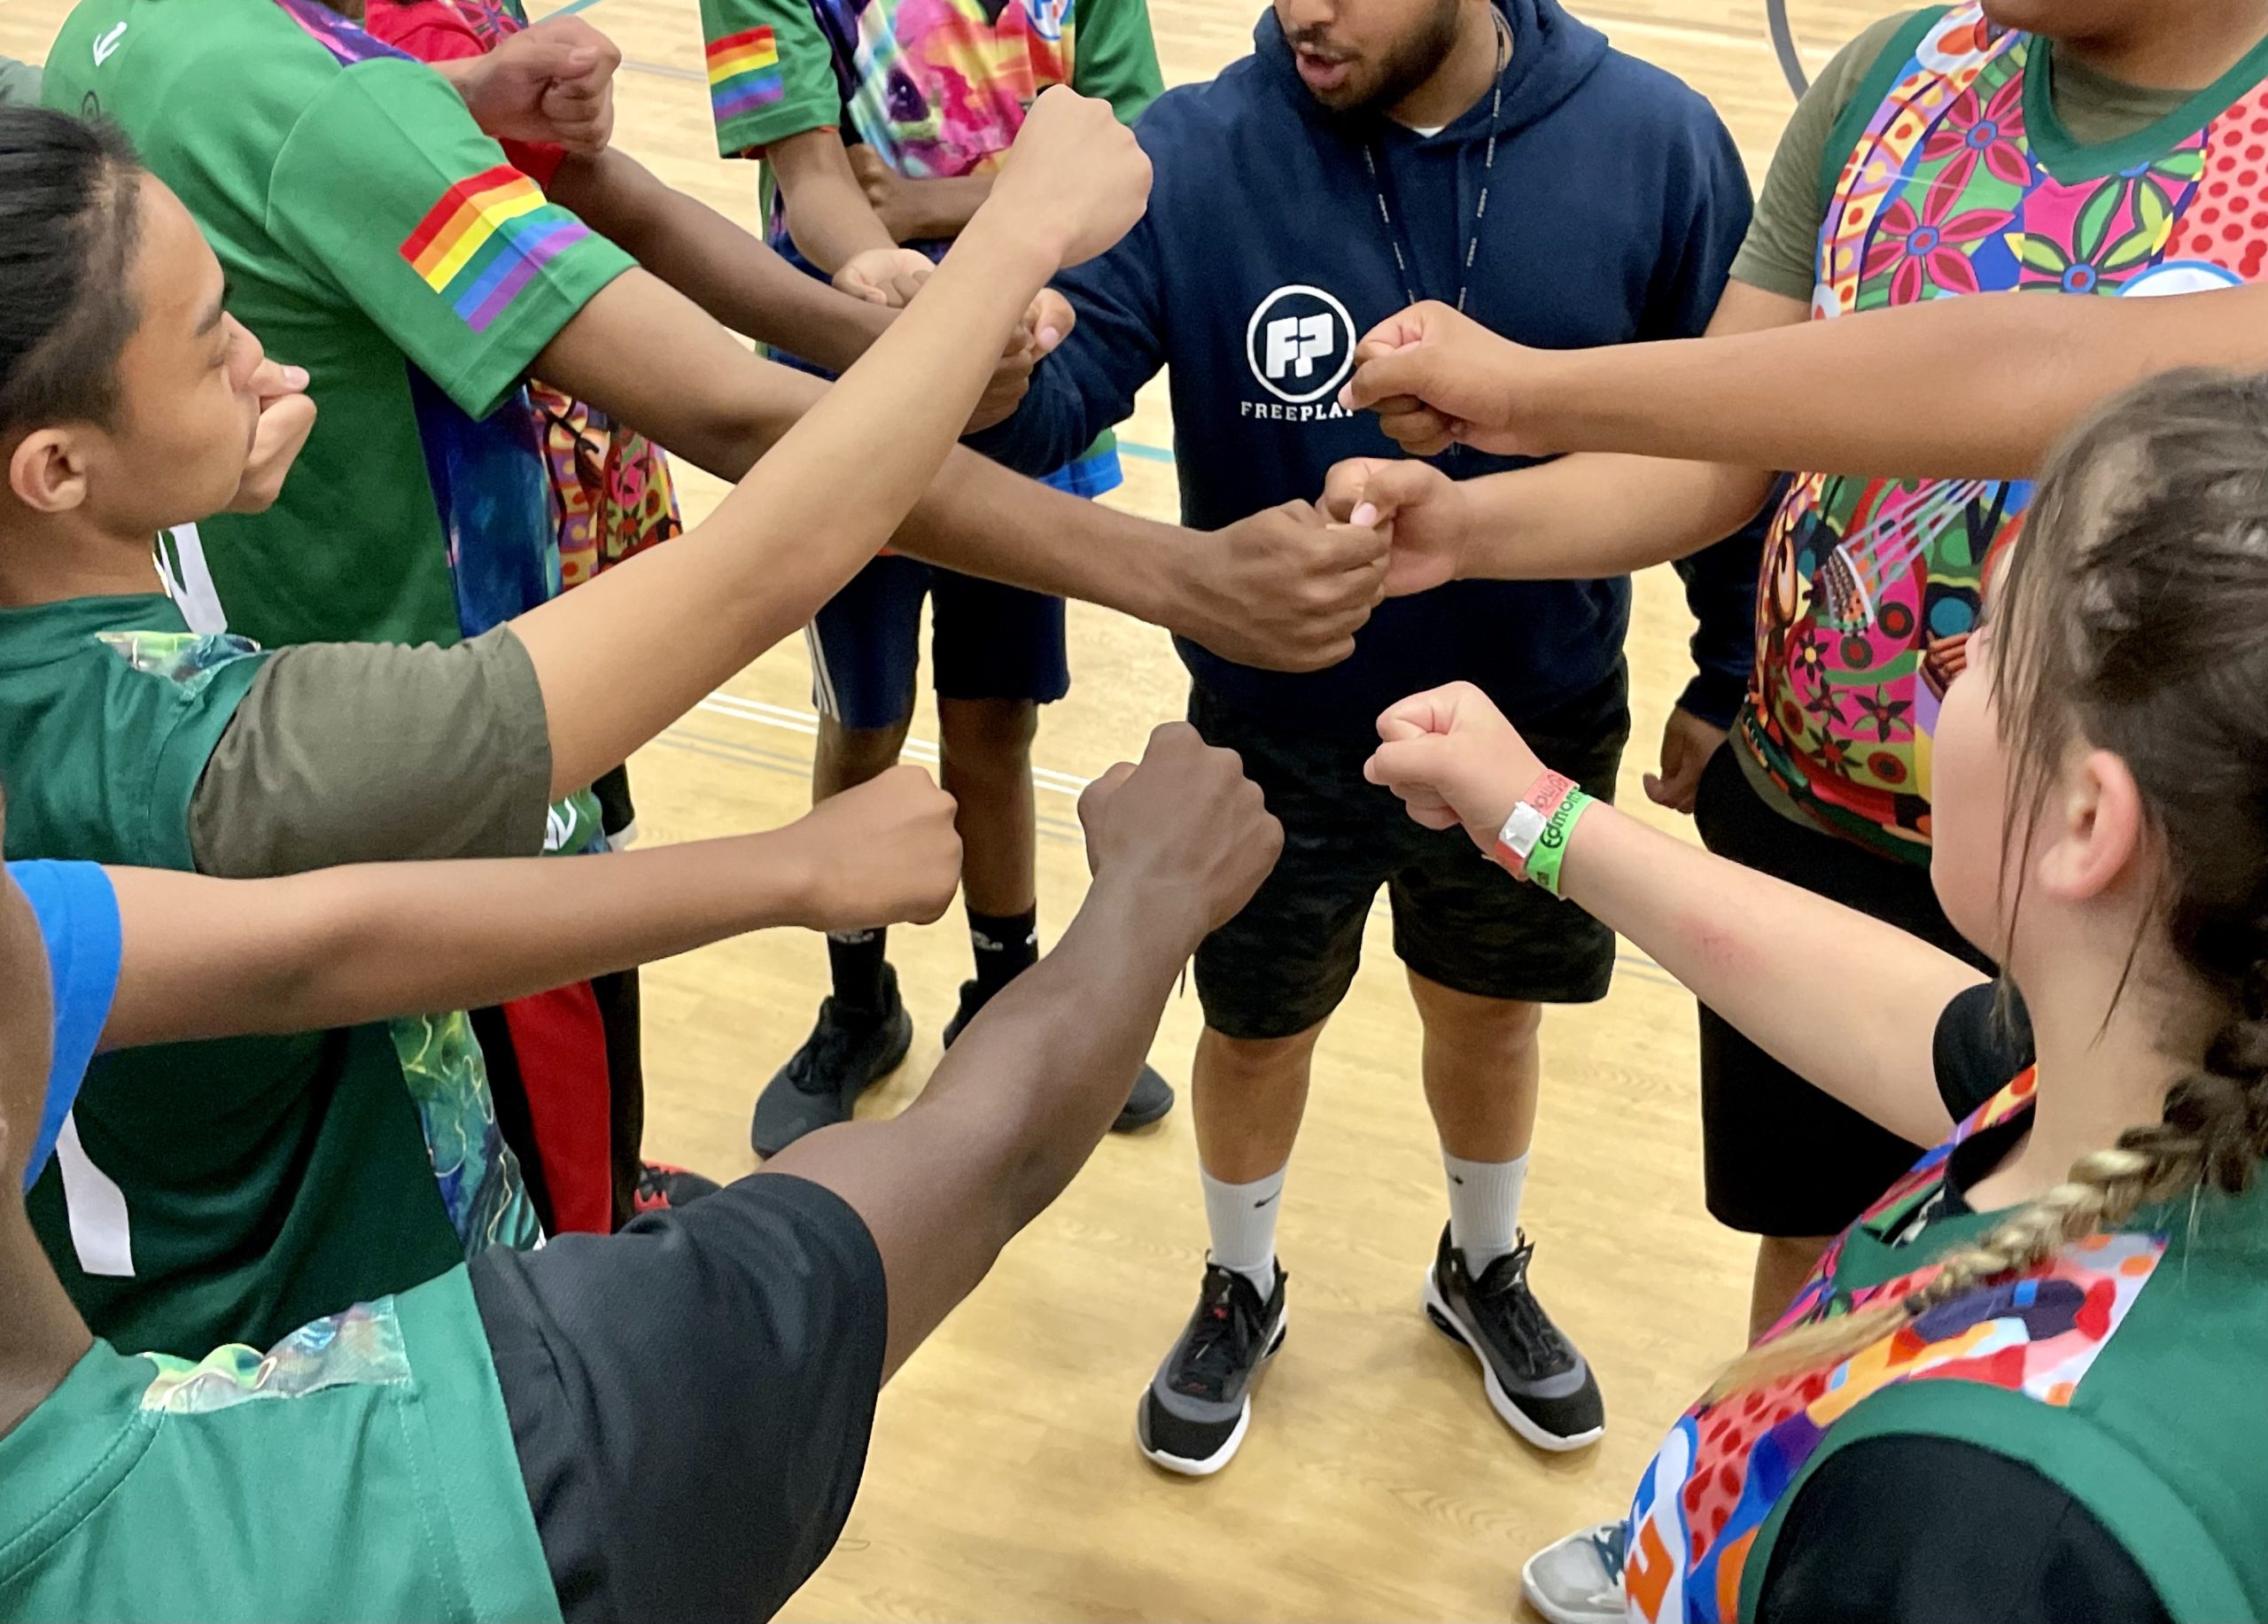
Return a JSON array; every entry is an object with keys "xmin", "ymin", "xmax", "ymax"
[
  {"xmin": 1264, "ymin": 314, "xmax": 1335, "ymax": 381},
  {"xmin": 1246, "ymin": 284, "xmax": 1356, "ymax": 405}
]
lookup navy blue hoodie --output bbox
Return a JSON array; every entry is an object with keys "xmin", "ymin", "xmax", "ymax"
[{"xmin": 968, "ymin": 0, "xmax": 1765, "ymax": 735}]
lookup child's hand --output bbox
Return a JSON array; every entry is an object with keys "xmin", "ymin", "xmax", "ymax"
[
  {"xmin": 1320, "ymin": 456, "xmax": 1467, "ymax": 596},
  {"xmin": 988, "ymin": 86, "xmax": 1152, "ymax": 271},
  {"xmin": 1363, "ymin": 682, "xmax": 1545, "ymax": 852},
  {"xmin": 454, "ymin": 17, "xmax": 620, "ymax": 157},
  {"xmin": 967, "ymin": 291, "xmax": 1073, "ymax": 433},
  {"xmin": 226, "ymin": 351, "xmax": 316, "ymax": 515},
  {"xmin": 783, "ymin": 765, "xmax": 963, "ymax": 931},
  {"xmin": 1338, "ymin": 301, "xmax": 1548, "ymax": 458},
  {"xmin": 834, "ymin": 247, "xmax": 935, "ymax": 307}
]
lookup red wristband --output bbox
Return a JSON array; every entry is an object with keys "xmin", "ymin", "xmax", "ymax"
[{"xmin": 1492, "ymin": 770, "xmax": 1577, "ymax": 880}]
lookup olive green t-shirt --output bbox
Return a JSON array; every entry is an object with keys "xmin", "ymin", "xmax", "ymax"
[
  {"xmin": 1732, "ymin": 12, "xmax": 2194, "ymax": 300},
  {"xmin": 0, "ymin": 592, "xmax": 554, "ymax": 1356}
]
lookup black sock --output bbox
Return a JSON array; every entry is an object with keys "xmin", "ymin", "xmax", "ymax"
[
  {"xmin": 827, "ymin": 928, "xmax": 889, "ymax": 1016},
  {"xmin": 967, "ymin": 905, "xmax": 1038, "ymax": 1006}
]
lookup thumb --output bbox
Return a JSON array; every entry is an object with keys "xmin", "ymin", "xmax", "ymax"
[
  {"xmin": 1349, "ymin": 459, "xmax": 1441, "ymax": 529},
  {"xmin": 1377, "ymin": 715, "xmax": 1427, "ymax": 743},
  {"xmin": 1338, "ymin": 344, "xmax": 1431, "ymax": 414},
  {"xmin": 1320, "ymin": 457, "xmax": 1386, "ymax": 523},
  {"xmin": 1363, "ymin": 733, "xmax": 1450, "ymax": 789}
]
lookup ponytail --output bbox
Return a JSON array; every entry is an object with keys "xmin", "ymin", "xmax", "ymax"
[{"xmin": 1714, "ymin": 369, "xmax": 2268, "ymax": 1403}]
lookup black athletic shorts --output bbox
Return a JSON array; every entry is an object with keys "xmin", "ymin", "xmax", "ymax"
[
  {"xmin": 1692, "ymin": 742, "xmax": 1995, "ymax": 1238},
  {"xmin": 1189, "ymin": 666, "xmax": 1630, "ymax": 1042},
  {"xmin": 469, "ymin": 1173, "xmax": 887, "ymax": 1623}
]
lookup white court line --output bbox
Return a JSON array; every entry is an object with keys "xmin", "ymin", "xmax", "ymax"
[{"xmin": 693, "ymin": 692, "xmax": 1093, "ymax": 797}]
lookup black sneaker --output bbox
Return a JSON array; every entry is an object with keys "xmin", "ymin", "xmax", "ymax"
[
  {"xmin": 943, "ymin": 977, "xmax": 1174, "ymax": 1131},
  {"xmin": 1137, "ymin": 1260, "xmax": 1286, "ymax": 1476},
  {"xmin": 1423, "ymin": 1225, "xmax": 1604, "ymax": 1452},
  {"xmin": 750, "ymin": 965, "xmax": 913, "ymax": 1157}
]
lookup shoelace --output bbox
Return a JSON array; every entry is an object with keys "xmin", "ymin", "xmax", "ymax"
[
  {"xmin": 1589, "ymin": 1523, "xmax": 1629, "ymax": 1587},
  {"xmin": 789, "ymin": 1001, "xmax": 882, "ymax": 1090},
  {"xmin": 1468, "ymin": 1240, "xmax": 1569, "ymax": 1373},
  {"xmin": 1173, "ymin": 1270, "xmax": 1260, "ymax": 1400}
]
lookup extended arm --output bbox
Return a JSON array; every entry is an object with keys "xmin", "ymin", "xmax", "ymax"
[
  {"xmin": 533, "ymin": 260, "xmax": 1383, "ymax": 680},
  {"xmin": 1363, "ymin": 685, "xmax": 1981, "ymax": 1146},
  {"xmin": 102, "ymin": 768, "xmax": 959, "ymax": 1053},
  {"xmin": 546, "ymin": 147, "xmax": 889, "ymax": 372},
  {"xmin": 516, "ymin": 91, "xmax": 1155, "ymax": 794},
  {"xmin": 1367, "ymin": 282, "xmax": 2268, "ymax": 483},
  {"xmin": 762, "ymin": 724, "xmax": 1282, "ymax": 1378}
]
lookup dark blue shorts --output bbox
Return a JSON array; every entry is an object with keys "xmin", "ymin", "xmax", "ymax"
[{"xmin": 807, "ymin": 554, "xmax": 1071, "ymax": 731}]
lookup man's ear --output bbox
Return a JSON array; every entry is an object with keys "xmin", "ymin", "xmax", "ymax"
[{"xmin": 8, "ymin": 426, "xmax": 95, "ymax": 517}]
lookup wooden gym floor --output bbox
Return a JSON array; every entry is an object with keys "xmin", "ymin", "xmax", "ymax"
[{"xmin": 0, "ymin": 0, "xmax": 1896, "ymax": 1616}]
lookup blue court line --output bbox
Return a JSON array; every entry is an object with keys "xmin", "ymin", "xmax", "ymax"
[{"xmin": 1119, "ymin": 440, "xmax": 1175, "ymax": 464}]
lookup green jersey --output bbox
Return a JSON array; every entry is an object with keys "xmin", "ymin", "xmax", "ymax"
[
  {"xmin": 0, "ymin": 593, "xmax": 541, "ymax": 1357},
  {"xmin": 0, "ymin": 1266, "xmax": 559, "ymax": 1624},
  {"xmin": 43, "ymin": 0, "xmax": 634, "ymax": 649}
]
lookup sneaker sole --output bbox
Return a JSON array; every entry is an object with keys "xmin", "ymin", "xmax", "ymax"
[
  {"xmin": 1135, "ymin": 1316, "xmax": 1287, "ymax": 1478},
  {"xmin": 750, "ymin": 1009, "xmax": 916, "ymax": 1158},
  {"xmin": 1518, "ymin": 1554, "xmax": 1619, "ymax": 1624},
  {"xmin": 1421, "ymin": 1276, "xmax": 1604, "ymax": 1454}
]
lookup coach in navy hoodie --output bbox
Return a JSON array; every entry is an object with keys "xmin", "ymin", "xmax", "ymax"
[{"xmin": 970, "ymin": 0, "xmax": 1765, "ymax": 1474}]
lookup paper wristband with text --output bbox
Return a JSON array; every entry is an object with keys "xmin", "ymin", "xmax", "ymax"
[
  {"xmin": 1521, "ymin": 790, "xmax": 1596, "ymax": 899},
  {"xmin": 1491, "ymin": 771, "xmax": 1578, "ymax": 882}
]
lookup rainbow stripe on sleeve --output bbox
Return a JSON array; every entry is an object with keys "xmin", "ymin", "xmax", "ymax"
[
  {"xmin": 707, "ymin": 25, "xmax": 784, "ymax": 123},
  {"xmin": 398, "ymin": 166, "xmax": 592, "ymax": 332}
]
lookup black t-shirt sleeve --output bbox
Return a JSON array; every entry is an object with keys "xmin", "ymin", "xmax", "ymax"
[
  {"xmin": 470, "ymin": 1173, "xmax": 888, "ymax": 1624},
  {"xmin": 1756, "ymin": 1434, "xmax": 2170, "ymax": 1624},
  {"xmin": 1931, "ymin": 982, "xmax": 2036, "ymax": 1122}
]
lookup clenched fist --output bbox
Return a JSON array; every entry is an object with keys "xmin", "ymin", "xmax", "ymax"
[
  {"xmin": 1079, "ymin": 723, "xmax": 1282, "ymax": 939},
  {"xmin": 785, "ymin": 765, "xmax": 963, "ymax": 931}
]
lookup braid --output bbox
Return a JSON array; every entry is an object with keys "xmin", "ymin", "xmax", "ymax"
[
  {"xmin": 1705, "ymin": 373, "xmax": 2268, "ymax": 1408},
  {"xmin": 1706, "ymin": 1023, "xmax": 2268, "ymax": 1404}
]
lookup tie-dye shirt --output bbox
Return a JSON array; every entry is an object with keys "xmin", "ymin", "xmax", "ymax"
[
  {"xmin": 44, "ymin": 0, "xmax": 634, "ymax": 649},
  {"xmin": 700, "ymin": 0, "xmax": 1160, "ymax": 175}
]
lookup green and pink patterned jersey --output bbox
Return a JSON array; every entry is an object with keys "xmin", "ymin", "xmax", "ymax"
[
  {"xmin": 1626, "ymin": 1065, "xmax": 2268, "ymax": 1622},
  {"xmin": 1743, "ymin": 4, "xmax": 2268, "ymax": 859}
]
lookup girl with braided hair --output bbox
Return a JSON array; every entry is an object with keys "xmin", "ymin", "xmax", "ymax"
[{"xmin": 1365, "ymin": 366, "xmax": 2268, "ymax": 1623}]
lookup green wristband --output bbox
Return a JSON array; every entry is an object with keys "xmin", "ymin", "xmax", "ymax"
[{"xmin": 1521, "ymin": 789, "xmax": 1595, "ymax": 899}]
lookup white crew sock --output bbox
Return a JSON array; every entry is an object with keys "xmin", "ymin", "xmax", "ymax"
[
  {"xmin": 1200, "ymin": 1166, "xmax": 1285, "ymax": 1298},
  {"xmin": 1444, "ymin": 1150, "xmax": 1528, "ymax": 1275}
]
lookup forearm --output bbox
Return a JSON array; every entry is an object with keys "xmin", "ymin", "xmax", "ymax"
[
  {"xmin": 772, "ymin": 135, "xmax": 899, "ymax": 273},
  {"xmin": 1525, "ymin": 288, "xmax": 2257, "ymax": 480},
  {"xmin": 550, "ymin": 150, "xmax": 890, "ymax": 369},
  {"xmin": 765, "ymin": 873, "xmax": 1197, "ymax": 1377},
  {"xmin": 536, "ymin": 272, "xmax": 1183, "ymax": 622},
  {"xmin": 909, "ymin": 874, "xmax": 1191, "ymax": 1218},
  {"xmin": 887, "ymin": 175, "xmax": 991, "ymax": 241},
  {"xmin": 100, "ymin": 836, "xmax": 819, "ymax": 1049},
  {"xmin": 517, "ymin": 214, "xmax": 1057, "ymax": 789},
  {"xmin": 1555, "ymin": 802, "xmax": 1977, "ymax": 1146},
  {"xmin": 1455, "ymin": 455, "xmax": 1777, "ymax": 579}
]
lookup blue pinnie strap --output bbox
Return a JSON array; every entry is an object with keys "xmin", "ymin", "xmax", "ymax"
[{"xmin": 8, "ymin": 860, "xmax": 122, "ymax": 1190}]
